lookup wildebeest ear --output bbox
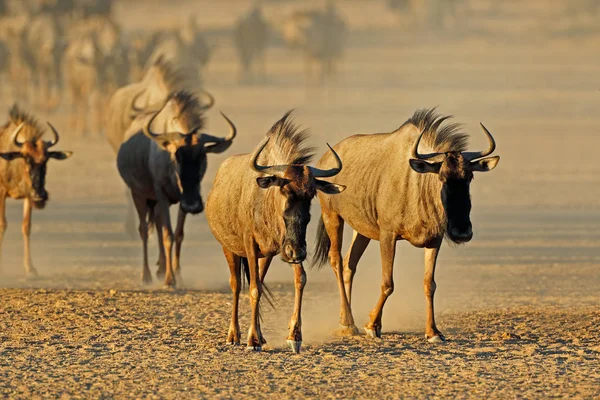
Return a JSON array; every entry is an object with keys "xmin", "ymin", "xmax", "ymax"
[
  {"xmin": 48, "ymin": 151, "xmax": 73, "ymax": 160},
  {"xmin": 409, "ymin": 159, "xmax": 442, "ymax": 174},
  {"xmin": 315, "ymin": 180, "xmax": 346, "ymax": 194},
  {"xmin": 0, "ymin": 152, "xmax": 24, "ymax": 161},
  {"xmin": 204, "ymin": 141, "xmax": 233, "ymax": 154},
  {"xmin": 256, "ymin": 176, "xmax": 288, "ymax": 189},
  {"xmin": 470, "ymin": 156, "xmax": 499, "ymax": 172}
]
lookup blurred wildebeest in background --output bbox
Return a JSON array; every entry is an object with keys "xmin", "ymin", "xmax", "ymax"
[
  {"xmin": 312, "ymin": 108, "xmax": 500, "ymax": 341},
  {"xmin": 117, "ymin": 92, "xmax": 236, "ymax": 287},
  {"xmin": 0, "ymin": 104, "xmax": 72, "ymax": 276},
  {"xmin": 146, "ymin": 15, "xmax": 214, "ymax": 80},
  {"xmin": 281, "ymin": 0, "xmax": 346, "ymax": 85},
  {"xmin": 205, "ymin": 111, "xmax": 345, "ymax": 353},
  {"xmin": 234, "ymin": 5, "xmax": 269, "ymax": 83},
  {"xmin": 64, "ymin": 18, "xmax": 129, "ymax": 135}
]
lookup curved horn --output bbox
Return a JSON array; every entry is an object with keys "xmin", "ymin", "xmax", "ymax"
[
  {"xmin": 142, "ymin": 99, "xmax": 185, "ymax": 141},
  {"xmin": 197, "ymin": 89, "xmax": 215, "ymax": 110},
  {"xmin": 309, "ymin": 143, "xmax": 343, "ymax": 178},
  {"xmin": 411, "ymin": 130, "xmax": 443, "ymax": 160},
  {"xmin": 463, "ymin": 123, "xmax": 496, "ymax": 161},
  {"xmin": 249, "ymin": 138, "xmax": 288, "ymax": 176},
  {"xmin": 10, "ymin": 122, "xmax": 25, "ymax": 148},
  {"xmin": 131, "ymin": 89, "xmax": 146, "ymax": 114},
  {"xmin": 46, "ymin": 122, "xmax": 60, "ymax": 147},
  {"xmin": 199, "ymin": 111, "xmax": 237, "ymax": 145}
]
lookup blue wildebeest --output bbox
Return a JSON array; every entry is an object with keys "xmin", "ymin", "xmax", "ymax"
[
  {"xmin": 312, "ymin": 108, "xmax": 500, "ymax": 341},
  {"xmin": 281, "ymin": 0, "xmax": 346, "ymax": 85},
  {"xmin": 234, "ymin": 5, "xmax": 269, "ymax": 83},
  {"xmin": 205, "ymin": 111, "xmax": 345, "ymax": 353},
  {"xmin": 106, "ymin": 57, "xmax": 212, "ymax": 238},
  {"xmin": 117, "ymin": 92, "xmax": 236, "ymax": 287},
  {"xmin": 0, "ymin": 104, "xmax": 72, "ymax": 276}
]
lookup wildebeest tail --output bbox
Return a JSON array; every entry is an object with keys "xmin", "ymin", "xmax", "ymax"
[
  {"xmin": 240, "ymin": 257, "xmax": 276, "ymax": 311},
  {"xmin": 311, "ymin": 216, "xmax": 330, "ymax": 269}
]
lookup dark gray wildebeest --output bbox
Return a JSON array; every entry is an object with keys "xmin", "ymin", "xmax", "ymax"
[
  {"xmin": 0, "ymin": 104, "xmax": 72, "ymax": 276},
  {"xmin": 106, "ymin": 57, "xmax": 212, "ymax": 237},
  {"xmin": 234, "ymin": 5, "xmax": 269, "ymax": 83},
  {"xmin": 312, "ymin": 108, "xmax": 500, "ymax": 342},
  {"xmin": 117, "ymin": 91, "xmax": 236, "ymax": 287},
  {"xmin": 205, "ymin": 111, "xmax": 345, "ymax": 353},
  {"xmin": 281, "ymin": 0, "xmax": 346, "ymax": 85}
]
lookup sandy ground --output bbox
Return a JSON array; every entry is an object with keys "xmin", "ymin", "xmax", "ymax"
[{"xmin": 1, "ymin": 0, "xmax": 600, "ymax": 398}]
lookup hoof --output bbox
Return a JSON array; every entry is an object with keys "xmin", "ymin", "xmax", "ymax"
[
  {"xmin": 364, "ymin": 326, "xmax": 382, "ymax": 339},
  {"xmin": 427, "ymin": 334, "xmax": 446, "ymax": 343},
  {"xmin": 287, "ymin": 340, "xmax": 302, "ymax": 354},
  {"xmin": 246, "ymin": 345, "xmax": 262, "ymax": 352},
  {"xmin": 25, "ymin": 269, "xmax": 39, "ymax": 279},
  {"xmin": 142, "ymin": 273, "xmax": 153, "ymax": 285},
  {"xmin": 156, "ymin": 269, "xmax": 166, "ymax": 279},
  {"xmin": 337, "ymin": 324, "xmax": 360, "ymax": 337}
]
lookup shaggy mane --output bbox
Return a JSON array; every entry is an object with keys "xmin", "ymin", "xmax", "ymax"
[
  {"xmin": 402, "ymin": 108, "xmax": 468, "ymax": 153},
  {"xmin": 4, "ymin": 104, "xmax": 45, "ymax": 141},
  {"xmin": 146, "ymin": 55, "xmax": 202, "ymax": 93},
  {"xmin": 261, "ymin": 110, "xmax": 315, "ymax": 165}
]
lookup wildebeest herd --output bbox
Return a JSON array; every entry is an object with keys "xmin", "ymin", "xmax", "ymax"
[{"xmin": 0, "ymin": 0, "xmax": 502, "ymax": 354}]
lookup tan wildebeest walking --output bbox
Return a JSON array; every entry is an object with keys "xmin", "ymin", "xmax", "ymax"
[
  {"xmin": 117, "ymin": 92, "xmax": 236, "ymax": 287},
  {"xmin": 312, "ymin": 108, "xmax": 500, "ymax": 341},
  {"xmin": 0, "ymin": 104, "xmax": 72, "ymax": 276},
  {"xmin": 205, "ymin": 111, "xmax": 345, "ymax": 353}
]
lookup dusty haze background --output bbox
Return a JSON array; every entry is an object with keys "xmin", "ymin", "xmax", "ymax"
[{"xmin": 0, "ymin": 0, "xmax": 599, "ymax": 398}]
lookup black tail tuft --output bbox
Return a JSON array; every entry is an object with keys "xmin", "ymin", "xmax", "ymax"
[
  {"xmin": 240, "ymin": 257, "xmax": 276, "ymax": 316},
  {"xmin": 310, "ymin": 216, "xmax": 331, "ymax": 269}
]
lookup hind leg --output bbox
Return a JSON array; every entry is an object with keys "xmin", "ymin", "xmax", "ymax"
[
  {"xmin": 343, "ymin": 230, "xmax": 370, "ymax": 305},
  {"xmin": 155, "ymin": 210, "xmax": 166, "ymax": 279},
  {"xmin": 224, "ymin": 248, "xmax": 241, "ymax": 345},
  {"xmin": 322, "ymin": 210, "xmax": 357, "ymax": 335},
  {"xmin": 173, "ymin": 206, "xmax": 186, "ymax": 277},
  {"xmin": 286, "ymin": 262, "xmax": 306, "ymax": 353},
  {"xmin": 257, "ymin": 257, "xmax": 272, "ymax": 345}
]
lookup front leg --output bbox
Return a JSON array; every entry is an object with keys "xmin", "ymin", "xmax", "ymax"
[
  {"xmin": 244, "ymin": 239, "xmax": 263, "ymax": 351},
  {"xmin": 287, "ymin": 263, "xmax": 306, "ymax": 354},
  {"xmin": 156, "ymin": 197, "xmax": 176, "ymax": 288},
  {"xmin": 22, "ymin": 198, "xmax": 37, "ymax": 277},
  {"xmin": 173, "ymin": 206, "xmax": 187, "ymax": 277},
  {"xmin": 424, "ymin": 239, "xmax": 445, "ymax": 342}
]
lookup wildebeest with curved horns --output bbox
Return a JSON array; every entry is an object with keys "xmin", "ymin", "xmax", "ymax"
[
  {"xmin": 106, "ymin": 57, "xmax": 213, "ymax": 238},
  {"xmin": 117, "ymin": 91, "xmax": 236, "ymax": 287},
  {"xmin": 312, "ymin": 108, "xmax": 500, "ymax": 341},
  {"xmin": 0, "ymin": 104, "xmax": 72, "ymax": 276},
  {"xmin": 205, "ymin": 111, "xmax": 346, "ymax": 353}
]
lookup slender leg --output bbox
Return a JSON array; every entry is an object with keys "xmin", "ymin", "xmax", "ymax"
[
  {"xmin": 131, "ymin": 193, "xmax": 151, "ymax": 284},
  {"xmin": 155, "ymin": 208, "xmax": 166, "ymax": 278},
  {"xmin": 22, "ymin": 198, "xmax": 37, "ymax": 276},
  {"xmin": 286, "ymin": 262, "xmax": 306, "ymax": 354},
  {"xmin": 323, "ymin": 212, "xmax": 357, "ymax": 334},
  {"xmin": 0, "ymin": 193, "xmax": 6, "ymax": 274},
  {"xmin": 365, "ymin": 231, "xmax": 397, "ymax": 338},
  {"xmin": 343, "ymin": 231, "xmax": 370, "ymax": 305},
  {"xmin": 245, "ymin": 238, "xmax": 262, "ymax": 350},
  {"xmin": 156, "ymin": 198, "xmax": 176, "ymax": 287},
  {"xmin": 424, "ymin": 239, "xmax": 445, "ymax": 342},
  {"xmin": 224, "ymin": 248, "xmax": 241, "ymax": 345},
  {"xmin": 173, "ymin": 206, "xmax": 186, "ymax": 277}
]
